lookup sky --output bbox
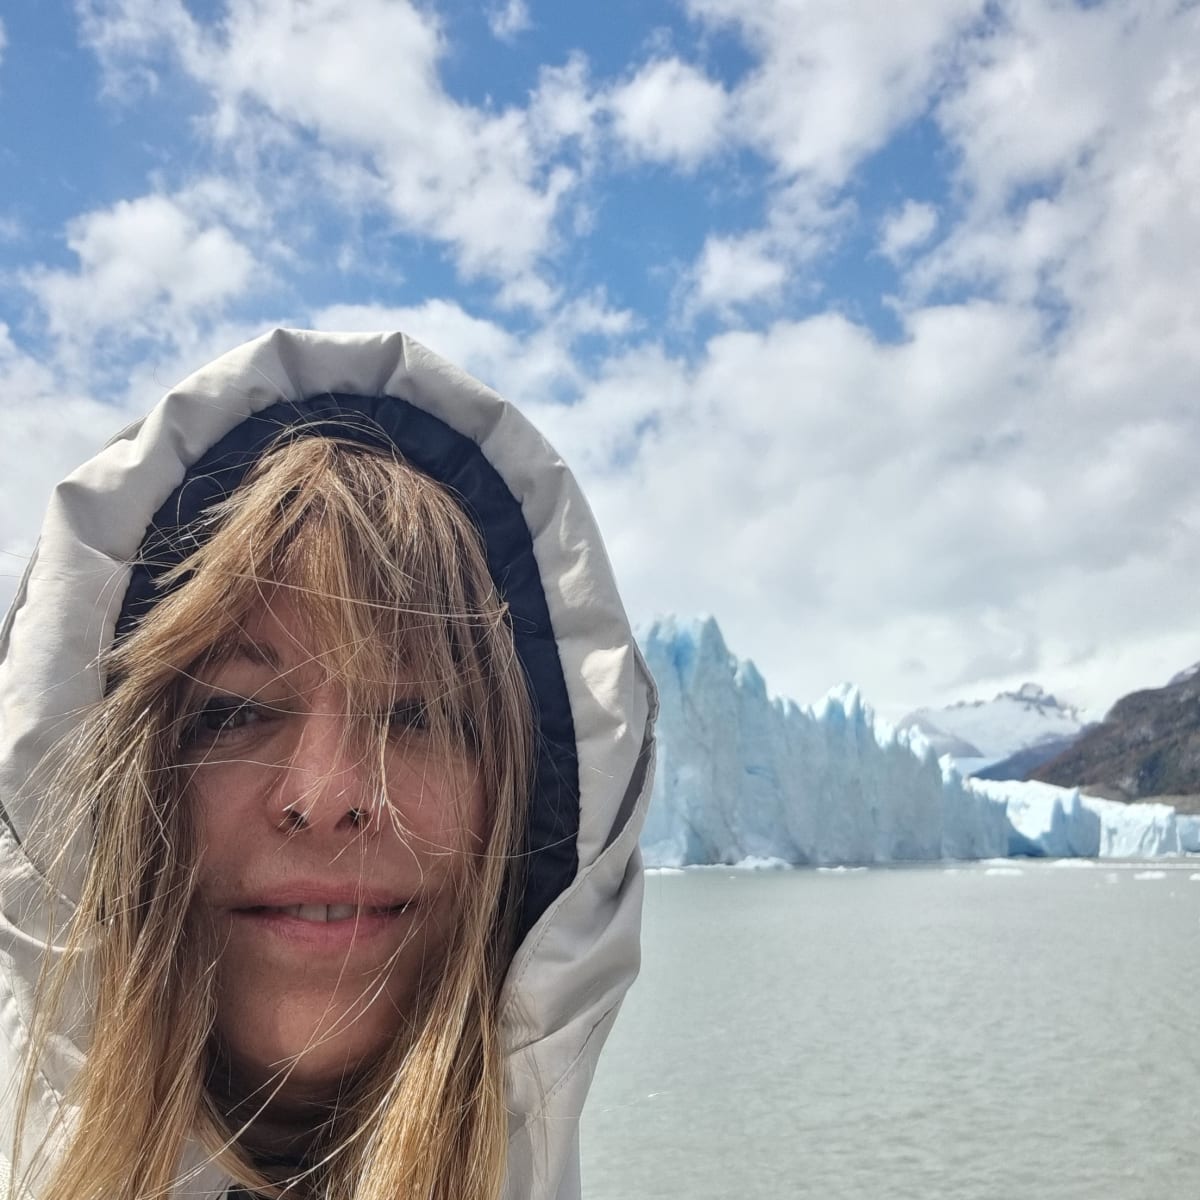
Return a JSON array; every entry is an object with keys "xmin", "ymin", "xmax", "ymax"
[{"xmin": 2, "ymin": 0, "xmax": 1199, "ymax": 721}]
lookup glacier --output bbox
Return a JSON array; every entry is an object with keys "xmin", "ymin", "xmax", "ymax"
[{"xmin": 640, "ymin": 616, "xmax": 1194, "ymax": 867}]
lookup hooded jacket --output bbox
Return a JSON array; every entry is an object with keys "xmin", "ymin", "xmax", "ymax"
[{"xmin": 0, "ymin": 329, "xmax": 656, "ymax": 1199}]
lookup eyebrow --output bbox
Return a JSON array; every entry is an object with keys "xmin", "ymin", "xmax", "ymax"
[{"xmin": 218, "ymin": 637, "xmax": 281, "ymax": 671}]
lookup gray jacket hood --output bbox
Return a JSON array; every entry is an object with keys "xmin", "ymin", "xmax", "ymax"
[{"xmin": 0, "ymin": 328, "xmax": 656, "ymax": 1199}]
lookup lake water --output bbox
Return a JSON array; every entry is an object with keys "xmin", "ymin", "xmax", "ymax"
[{"xmin": 581, "ymin": 860, "xmax": 1200, "ymax": 1199}]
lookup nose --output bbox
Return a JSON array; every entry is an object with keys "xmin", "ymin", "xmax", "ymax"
[{"xmin": 269, "ymin": 702, "xmax": 376, "ymax": 836}]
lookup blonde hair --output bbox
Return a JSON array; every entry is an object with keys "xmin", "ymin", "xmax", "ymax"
[{"xmin": 16, "ymin": 436, "xmax": 535, "ymax": 1200}]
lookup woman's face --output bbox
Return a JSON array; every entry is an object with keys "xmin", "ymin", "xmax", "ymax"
[{"xmin": 181, "ymin": 592, "xmax": 485, "ymax": 1110}]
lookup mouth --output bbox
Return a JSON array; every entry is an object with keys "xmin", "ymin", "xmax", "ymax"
[{"xmin": 237, "ymin": 903, "xmax": 411, "ymax": 923}]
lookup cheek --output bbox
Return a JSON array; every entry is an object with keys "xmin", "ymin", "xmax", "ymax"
[
  {"xmin": 384, "ymin": 757, "xmax": 487, "ymax": 861},
  {"xmin": 189, "ymin": 760, "xmax": 264, "ymax": 854}
]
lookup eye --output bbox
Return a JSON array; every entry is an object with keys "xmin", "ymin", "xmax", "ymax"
[
  {"xmin": 183, "ymin": 696, "xmax": 264, "ymax": 746},
  {"xmin": 388, "ymin": 698, "xmax": 429, "ymax": 734}
]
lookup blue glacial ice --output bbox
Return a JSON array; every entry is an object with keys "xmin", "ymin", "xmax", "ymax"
[{"xmin": 639, "ymin": 616, "xmax": 1193, "ymax": 867}]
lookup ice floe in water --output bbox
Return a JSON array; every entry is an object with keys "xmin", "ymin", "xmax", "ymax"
[
  {"xmin": 985, "ymin": 866, "xmax": 1024, "ymax": 877},
  {"xmin": 1134, "ymin": 870, "xmax": 1167, "ymax": 881},
  {"xmin": 732, "ymin": 855, "xmax": 792, "ymax": 871}
]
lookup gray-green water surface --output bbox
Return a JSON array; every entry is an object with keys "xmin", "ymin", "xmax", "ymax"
[{"xmin": 582, "ymin": 861, "xmax": 1200, "ymax": 1199}]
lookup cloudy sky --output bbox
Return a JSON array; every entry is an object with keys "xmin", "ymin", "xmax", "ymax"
[{"xmin": 2, "ymin": 0, "xmax": 1198, "ymax": 719}]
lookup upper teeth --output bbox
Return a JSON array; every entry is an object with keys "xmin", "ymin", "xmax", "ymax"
[{"xmin": 274, "ymin": 904, "xmax": 383, "ymax": 922}]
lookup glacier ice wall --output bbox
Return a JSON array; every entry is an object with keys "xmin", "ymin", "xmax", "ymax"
[
  {"xmin": 962, "ymin": 779, "xmax": 1183, "ymax": 858},
  {"xmin": 640, "ymin": 616, "xmax": 1008, "ymax": 866},
  {"xmin": 969, "ymin": 778, "xmax": 1102, "ymax": 858},
  {"xmin": 640, "ymin": 616, "xmax": 1194, "ymax": 866},
  {"xmin": 1178, "ymin": 815, "xmax": 1200, "ymax": 853}
]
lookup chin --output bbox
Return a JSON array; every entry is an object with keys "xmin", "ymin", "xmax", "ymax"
[{"xmin": 221, "ymin": 1002, "xmax": 402, "ymax": 1102}]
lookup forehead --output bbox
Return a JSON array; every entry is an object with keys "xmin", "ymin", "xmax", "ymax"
[
  {"xmin": 198, "ymin": 591, "xmax": 351, "ymax": 687},
  {"xmin": 201, "ymin": 588, "xmax": 434, "ymax": 690},
  {"xmin": 234, "ymin": 590, "xmax": 312, "ymax": 665}
]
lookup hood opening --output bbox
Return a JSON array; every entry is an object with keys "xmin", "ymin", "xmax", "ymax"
[{"xmin": 115, "ymin": 392, "xmax": 580, "ymax": 944}]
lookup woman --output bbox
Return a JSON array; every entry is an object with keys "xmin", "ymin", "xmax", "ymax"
[{"xmin": 0, "ymin": 329, "xmax": 656, "ymax": 1200}]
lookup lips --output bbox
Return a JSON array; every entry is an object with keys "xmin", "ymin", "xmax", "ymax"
[
  {"xmin": 227, "ymin": 898, "xmax": 417, "ymax": 954},
  {"xmin": 240, "ymin": 903, "xmax": 408, "ymax": 923}
]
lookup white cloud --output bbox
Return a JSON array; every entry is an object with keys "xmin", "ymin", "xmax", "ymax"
[
  {"xmin": 669, "ymin": 0, "xmax": 985, "ymax": 314},
  {"xmin": 492, "ymin": 273, "xmax": 560, "ymax": 314},
  {"xmin": 684, "ymin": 184, "xmax": 847, "ymax": 317},
  {"xmin": 689, "ymin": 232, "xmax": 787, "ymax": 313},
  {"xmin": 936, "ymin": 0, "xmax": 1131, "ymax": 209},
  {"xmin": 528, "ymin": 55, "xmax": 597, "ymax": 145},
  {"xmin": 540, "ymin": 292, "xmax": 1200, "ymax": 715},
  {"xmin": 77, "ymin": 0, "xmax": 593, "ymax": 287},
  {"xmin": 919, "ymin": 1, "xmax": 1200, "ymax": 317},
  {"xmin": 315, "ymin": 300, "xmax": 524, "ymax": 392},
  {"xmin": 312, "ymin": 293, "xmax": 633, "ymax": 404},
  {"xmin": 75, "ymin": 0, "xmax": 198, "ymax": 98},
  {"xmin": 607, "ymin": 57, "xmax": 729, "ymax": 169},
  {"xmin": 0, "ymin": 18, "xmax": 7, "ymax": 68},
  {"xmin": 686, "ymin": 0, "xmax": 987, "ymax": 183},
  {"xmin": 664, "ymin": 0, "xmax": 986, "ymax": 314},
  {"xmin": 25, "ymin": 191, "xmax": 257, "ymax": 349},
  {"xmin": 487, "ymin": 0, "xmax": 531, "ymax": 42},
  {"xmin": 0, "ymin": 326, "xmax": 139, "ymax": 604},
  {"xmin": 879, "ymin": 200, "xmax": 938, "ymax": 262}
]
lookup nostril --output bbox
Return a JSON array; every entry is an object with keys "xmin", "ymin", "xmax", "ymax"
[{"xmin": 279, "ymin": 804, "xmax": 309, "ymax": 832}]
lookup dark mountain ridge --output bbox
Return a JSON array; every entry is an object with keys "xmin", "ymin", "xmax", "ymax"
[
  {"xmin": 971, "ymin": 734, "xmax": 1088, "ymax": 781},
  {"xmin": 1031, "ymin": 666, "xmax": 1200, "ymax": 813}
]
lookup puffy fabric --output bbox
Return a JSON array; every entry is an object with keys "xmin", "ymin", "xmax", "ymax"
[{"xmin": 0, "ymin": 329, "xmax": 657, "ymax": 1200}]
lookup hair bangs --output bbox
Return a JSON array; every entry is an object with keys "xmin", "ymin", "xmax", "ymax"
[{"xmin": 111, "ymin": 437, "xmax": 511, "ymax": 759}]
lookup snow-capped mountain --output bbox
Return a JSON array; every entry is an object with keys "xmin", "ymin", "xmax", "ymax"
[{"xmin": 898, "ymin": 683, "xmax": 1091, "ymax": 776}]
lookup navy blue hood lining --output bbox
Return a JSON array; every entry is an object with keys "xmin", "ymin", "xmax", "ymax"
[{"xmin": 116, "ymin": 393, "xmax": 579, "ymax": 944}]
